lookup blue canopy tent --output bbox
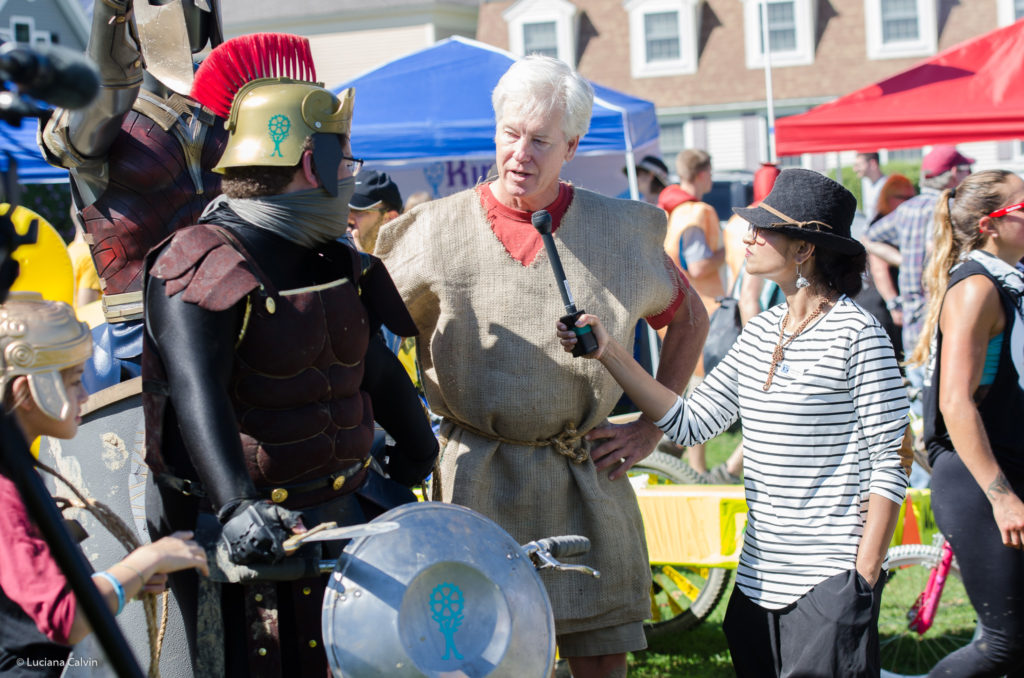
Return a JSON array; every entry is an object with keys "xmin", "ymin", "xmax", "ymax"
[
  {"xmin": 0, "ymin": 118, "xmax": 67, "ymax": 184},
  {"xmin": 333, "ymin": 36, "xmax": 661, "ymax": 200}
]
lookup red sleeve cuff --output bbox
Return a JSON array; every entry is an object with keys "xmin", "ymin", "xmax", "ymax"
[{"xmin": 645, "ymin": 257, "xmax": 690, "ymax": 330}]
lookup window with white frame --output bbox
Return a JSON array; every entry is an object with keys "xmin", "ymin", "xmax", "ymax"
[
  {"xmin": 13, "ymin": 21, "xmax": 30, "ymax": 44},
  {"xmin": 626, "ymin": 0, "xmax": 699, "ymax": 78},
  {"xmin": 761, "ymin": 1, "xmax": 797, "ymax": 52},
  {"xmin": 523, "ymin": 21, "xmax": 558, "ymax": 58},
  {"xmin": 0, "ymin": 16, "xmax": 52, "ymax": 46},
  {"xmin": 646, "ymin": 12, "xmax": 680, "ymax": 61},
  {"xmin": 504, "ymin": 0, "xmax": 578, "ymax": 66},
  {"xmin": 740, "ymin": 0, "xmax": 817, "ymax": 69},
  {"xmin": 996, "ymin": 0, "xmax": 1024, "ymax": 26},
  {"xmin": 864, "ymin": 0, "xmax": 937, "ymax": 60}
]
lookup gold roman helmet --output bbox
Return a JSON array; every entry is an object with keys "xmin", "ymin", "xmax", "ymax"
[
  {"xmin": 0, "ymin": 292, "xmax": 92, "ymax": 421},
  {"xmin": 214, "ymin": 78, "xmax": 354, "ymax": 172}
]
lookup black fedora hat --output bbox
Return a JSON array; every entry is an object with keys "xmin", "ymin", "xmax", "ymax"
[{"xmin": 733, "ymin": 168, "xmax": 864, "ymax": 256}]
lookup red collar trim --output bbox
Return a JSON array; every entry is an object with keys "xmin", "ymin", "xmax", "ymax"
[{"xmin": 478, "ymin": 182, "xmax": 575, "ymax": 266}]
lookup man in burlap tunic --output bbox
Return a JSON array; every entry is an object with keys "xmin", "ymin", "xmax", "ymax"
[{"xmin": 375, "ymin": 56, "xmax": 707, "ymax": 677}]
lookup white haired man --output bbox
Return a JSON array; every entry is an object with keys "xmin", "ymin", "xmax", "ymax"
[{"xmin": 376, "ymin": 55, "xmax": 708, "ymax": 677}]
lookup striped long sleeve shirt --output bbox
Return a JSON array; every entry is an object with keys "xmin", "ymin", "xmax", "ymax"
[{"xmin": 655, "ymin": 297, "xmax": 909, "ymax": 609}]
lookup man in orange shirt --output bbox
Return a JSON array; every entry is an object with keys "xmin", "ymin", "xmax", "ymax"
[
  {"xmin": 657, "ymin": 149, "xmax": 724, "ymax": 475},
  {"xmin": 659, "ymin": 149, "xmax": 725, "ymax": 317}
]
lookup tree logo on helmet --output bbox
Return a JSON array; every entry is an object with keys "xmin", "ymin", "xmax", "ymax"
[
  {"xmin": 429, "ymin": 582, "xmax": 464, "ymax": 660},
  {"xmin": 268, "ymin": 114, "xmax": 291, "ymax": 158}
]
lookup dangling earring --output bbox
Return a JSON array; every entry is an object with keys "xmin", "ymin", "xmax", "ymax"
[{"xmin": 795, "ymin": 263, "xmax": 810, "ymax": 289}]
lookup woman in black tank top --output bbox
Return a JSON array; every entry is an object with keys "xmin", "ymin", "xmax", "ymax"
[{"xmin": 910, "ymin": 169, "xmax": 1024, "ymax": 676}]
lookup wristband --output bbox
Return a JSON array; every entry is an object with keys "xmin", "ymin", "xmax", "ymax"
[
  {"xmin": 113, "ymin": 561, "xmax": 146, "ymax": 588},
  {"xmin": 885, "ymin": 296, "xmax": 902, "ymax": 311},
  {"xmin": 92, "ymin": 571, "xmax": 126, "ymax": 615}
]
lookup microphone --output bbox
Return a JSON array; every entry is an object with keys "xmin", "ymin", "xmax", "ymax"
[
  {"xmin": 531, "ymin": 209, "xmax": 599, "ymax": 358},
  {"xmin": 0, "ymin": 43, "xmax": 99, "ymax": 110}
]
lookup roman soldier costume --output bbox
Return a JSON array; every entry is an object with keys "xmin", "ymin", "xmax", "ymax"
[{"xmin": 142, "ymin": 36, "xmax": 437, "ymax": 676}]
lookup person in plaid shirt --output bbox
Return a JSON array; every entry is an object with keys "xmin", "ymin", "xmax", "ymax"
[{"xmin": 865, "ymin": 145, "xmax": 973, "ymax": 407}]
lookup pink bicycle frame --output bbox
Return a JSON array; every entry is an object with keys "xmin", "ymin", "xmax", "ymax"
[{"xmin": 906, "ymin": 539, "xmax": 954, "ymax": 634}]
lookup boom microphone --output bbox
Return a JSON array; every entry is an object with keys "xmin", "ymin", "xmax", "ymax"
[
  {"xmin": 0, "ymin": 42, "xmax": 100, "ymax": 110},
  {"xmin": 531, "ymin": 209, "xmax": 600, "ymax": 358}
]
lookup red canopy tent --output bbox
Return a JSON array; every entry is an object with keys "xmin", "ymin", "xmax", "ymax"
[{"xmin": 775, "ymin": 19, "xmax": 1024, "ymax": 155}]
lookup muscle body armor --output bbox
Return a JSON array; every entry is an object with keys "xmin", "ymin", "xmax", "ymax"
[
  {"xmin": 76, "ymin": 95, "xmax": 226, "ymax": 298},
  {"xmin": 144, "ymin": 224, "xmax": 376, "ymax": 508}
]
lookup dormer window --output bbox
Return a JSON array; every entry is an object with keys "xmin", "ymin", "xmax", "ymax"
[
  {"xmin": 741, "ymin": 0, "xmax": 816, "ymax": 69},
  {"xmin": 626, "ymin": 0, "xmax": 699, "ymax": 78},
  {"xmin": 504, "ymin": 0, "xmax": 579, "ymax": 65},
  {"xmin": 522, "ymin": 21, "xmax": 558, "ymax": 58},
  {"xmin": 865, "ymin": 0, "xmax": 938, "ymax": 60}
]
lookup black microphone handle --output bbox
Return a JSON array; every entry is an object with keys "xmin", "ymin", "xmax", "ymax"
[{"xmin": 538, "ymin": 232, "xmax": 576, "ymax": 314}]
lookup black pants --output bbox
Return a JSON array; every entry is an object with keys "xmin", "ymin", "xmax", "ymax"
[
  {"xmin": 723, "ymin": 569, "xmax": 881, "ymax": 677},
  {"xmin": 146, "ymin": 474, "xmax": 372, "ymax": 678},
  {"xmin": 930, "ymin": 452, "xmax": 1024, "ymax": 677}
]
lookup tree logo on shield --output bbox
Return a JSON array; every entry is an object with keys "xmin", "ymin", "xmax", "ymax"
[
  {"xmin": 430, "ymin": 582, "xmax": 464, "ymax": 660},
  {"xmin": 268, "ymin": 115, "xmax": 291, "ymax": 158}
]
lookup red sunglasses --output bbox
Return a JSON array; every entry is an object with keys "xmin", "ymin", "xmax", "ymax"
[{"xmin": 988, "ymin": 202, "xmax": 1024, "ymax": 218}]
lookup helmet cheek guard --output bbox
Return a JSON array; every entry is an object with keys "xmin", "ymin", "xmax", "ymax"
[
  {"xmin": 0, "ymin": 292, "xmax": 92, "ymax": 421},
  {"xmin": 311, "ymin": 133, "xmax": 342, "ymax": 197}
]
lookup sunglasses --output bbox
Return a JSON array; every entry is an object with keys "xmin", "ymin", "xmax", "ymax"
[{"xmin": 988, "ymin": 202, "xmax": 1024, "ymax": 219}]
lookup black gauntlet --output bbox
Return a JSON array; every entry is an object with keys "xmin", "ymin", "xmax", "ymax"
[{"xmin": 219, "ymin": 499, "xmax": 303, "ymax": 565}]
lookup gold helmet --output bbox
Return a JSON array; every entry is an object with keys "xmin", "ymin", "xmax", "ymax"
[
  {"xmin": 214, "ymin": 78, "xmax": 354, "ymax": 172},
  {"xmin": 0, "ymin": 292, "xmax": 92, "ymax": 421}
]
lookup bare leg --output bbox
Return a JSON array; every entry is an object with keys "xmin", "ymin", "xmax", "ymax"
[
  {"xmin": 567, "ymin": 653, "xmax": 628, "ymax": 678},
  {"xmin": 725, "ymin": 442, "xmax": 744, "ymax": 477},
  {"xmin": 687, "ymin": 442, "xmax": 707, "ymax": 474}
]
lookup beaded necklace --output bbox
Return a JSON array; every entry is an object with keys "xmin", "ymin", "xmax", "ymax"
[{"xmin": 763, "ymin": 296, "xmax": 832, "ymax": 391}]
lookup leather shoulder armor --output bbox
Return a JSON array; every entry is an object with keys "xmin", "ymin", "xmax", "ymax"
[{"xmin": 151, "ymin": 224, "xmax": 259, "ymax": 312}]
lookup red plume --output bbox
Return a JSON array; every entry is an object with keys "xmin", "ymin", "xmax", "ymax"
[{"xmin": 190, "ymin": 33, "xmax": 317, "ymax": 118}]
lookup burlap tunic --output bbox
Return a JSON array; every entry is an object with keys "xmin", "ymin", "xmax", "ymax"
[{"xmin": 375, "ymin": 184, "xmax": 680, "ymax": 634}]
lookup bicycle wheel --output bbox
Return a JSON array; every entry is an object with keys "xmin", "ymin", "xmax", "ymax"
[
  {"xmin": 631, "ymin": 451, "xmax": 732, "ymax": 642},
  {"xmin": 878, "ymin": 544, "xmax": 978, "ymax": 678},
  {"xmin": 632, "ymin": 449, "xmax": 704, "ymax": 486}
]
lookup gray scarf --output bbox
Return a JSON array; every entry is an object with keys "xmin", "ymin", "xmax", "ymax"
[{"xmin": 202, "ymin": 177, "xmax": 357, "ymax": 248}]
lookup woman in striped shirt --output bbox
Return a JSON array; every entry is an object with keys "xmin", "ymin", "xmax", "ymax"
[{"xmin": 559, "ymin": 169, "xmax": 909, "ymax": 677}]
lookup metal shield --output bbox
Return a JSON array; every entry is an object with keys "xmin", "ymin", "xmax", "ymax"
[
  {"xmin": 322, "ymin": 502, "xmax": 556, "ymax": 678},
  {"xmin": 38, "ymin": 380, "xmax": 198, "ymax": 678}
]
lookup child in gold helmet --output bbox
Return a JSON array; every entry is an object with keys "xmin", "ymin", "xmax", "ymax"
[{"xmin": 0, "ymin": 292, "xmax": 208, "ymax": 670}]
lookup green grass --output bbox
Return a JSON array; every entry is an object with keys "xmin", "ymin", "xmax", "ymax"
[
  {"xmin": 629, "ymin": 578, "xmax": 736, "ymax": 677},
  {"xmin": 627, "ymin": 429, "xmax": 740, "ymax": 677},
  {"xmin": 877, "ymin": 557, "xmax": 977, "ymax": 675}
]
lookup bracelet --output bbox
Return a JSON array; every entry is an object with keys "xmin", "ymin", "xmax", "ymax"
[
  {"xmin": 885, "ymin": 296, "xmax": 902, "ymax": 311},
  {"xmin": 112, "ymin": 561, "xmax": 146, "ymax": 588},
  {"xmin": 92, "ymin": 571, "xmax": 125, "ymax": 615}
]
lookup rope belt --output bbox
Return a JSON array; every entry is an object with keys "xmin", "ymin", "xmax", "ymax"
[{"xmin": 441, "ymin": 417, "xmax": 590, "ymax": 465}]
